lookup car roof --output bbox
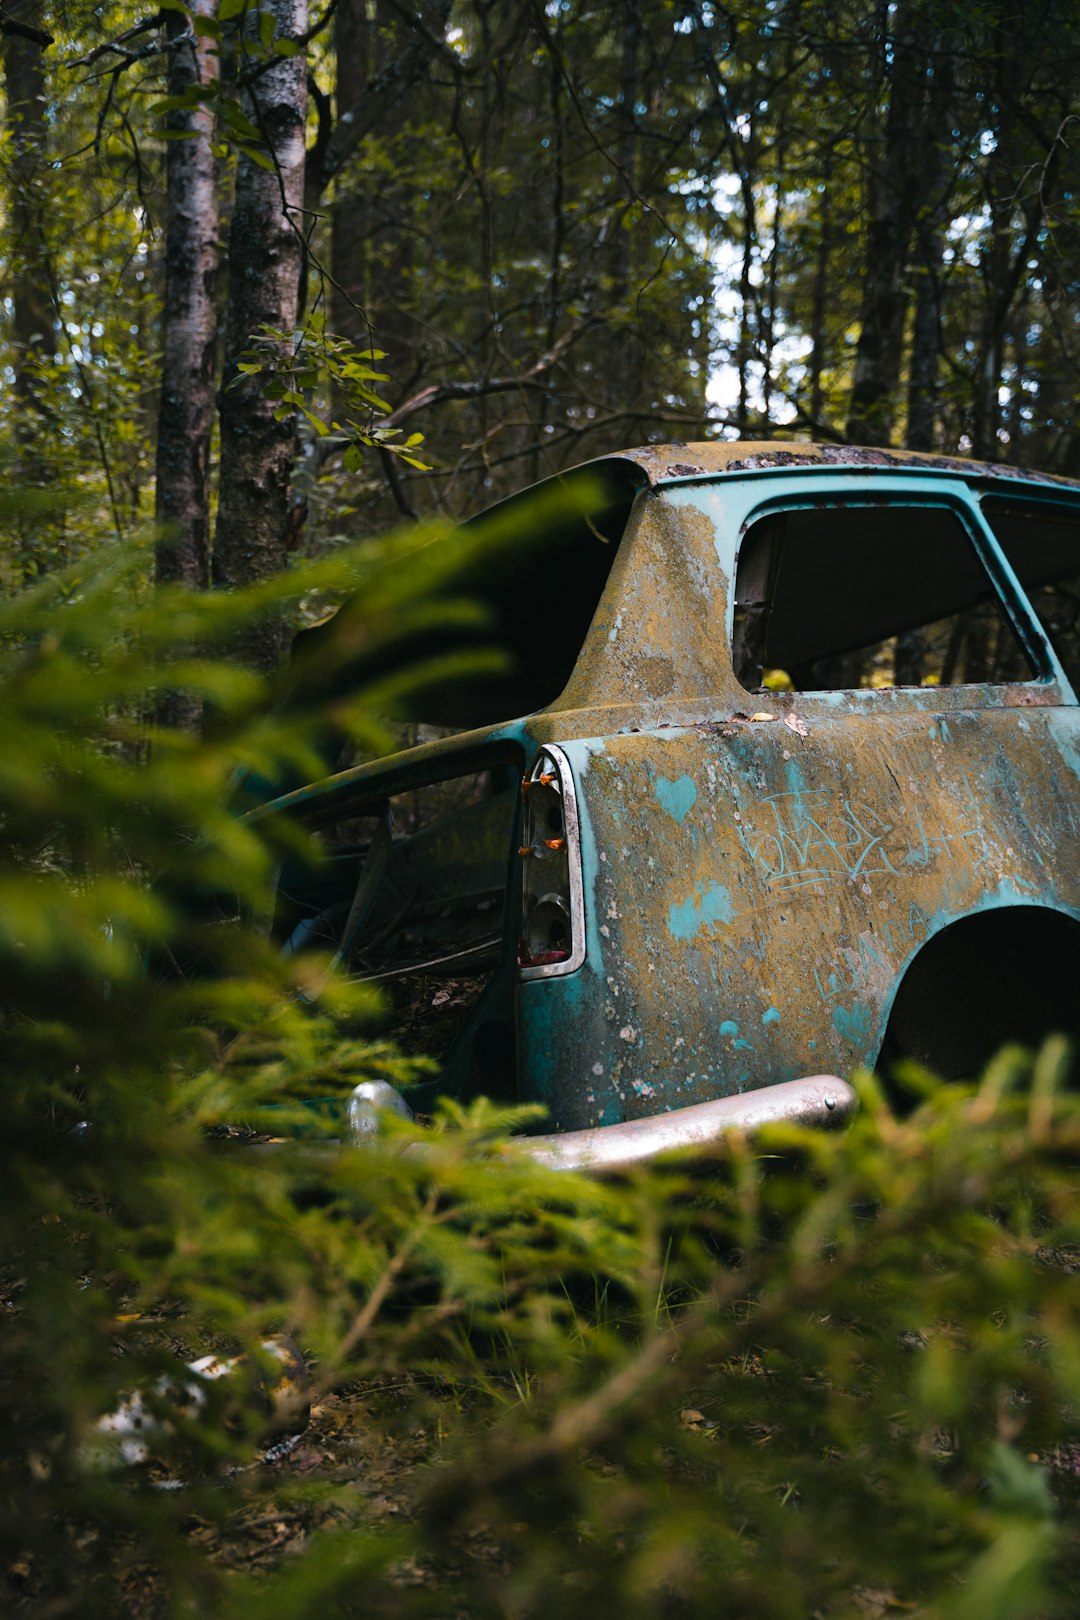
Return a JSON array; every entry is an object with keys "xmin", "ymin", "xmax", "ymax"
[
  {"xmin": 589, "ymin": 440, "xmax": 1080, "ymax": 490},
  {"xmin": 290, "ymin": 441, "xmax": 1080, "ymax": 733}
]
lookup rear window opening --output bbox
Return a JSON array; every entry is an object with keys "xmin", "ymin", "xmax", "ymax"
[
  {"xmin": 289, "ymin": 461, "xmax": 644, "ymax": 729},
  {"xmin": 982, "ymin": 499, "xmax": 1080, "ymax": 693},
  {"xmin": 732, "ymin": 503, "xmax": 1034, "ymax": 694},
  {"xmin": 272, "ymin": 765, "xmax": 521, "ymax": 1089}
]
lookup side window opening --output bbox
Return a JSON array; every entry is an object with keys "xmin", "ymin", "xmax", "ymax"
[
  {"xmin": 273, "ymin": 765, "xmax": 521, "ymax": 1078},
  {"xmin": 981, "ymin": 499, "xmax": 1080, "ymax": 694},
  {"xmin": 732, "ymin": 504, "xmax": 1034, "ymax": 694}
]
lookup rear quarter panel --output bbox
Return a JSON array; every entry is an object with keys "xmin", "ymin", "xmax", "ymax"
[{"xmin": 519, "ymin": 473, "xmax": 1080, "ymax": 1132}]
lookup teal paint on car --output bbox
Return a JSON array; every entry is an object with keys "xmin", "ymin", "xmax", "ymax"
[{"xmin": 246, "ymin": 443, "xmax": 1080, "ymax": 1152}]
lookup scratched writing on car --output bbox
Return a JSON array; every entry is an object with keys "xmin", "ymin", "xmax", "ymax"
[{"xmin": 736, "ymin": 782, "xmax": 990, "ymax": 892}]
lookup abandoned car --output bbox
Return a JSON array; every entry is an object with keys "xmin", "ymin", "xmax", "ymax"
[{"xmin": 251, "ymin": 443, "xmax": 1080, "ymax": 1166}]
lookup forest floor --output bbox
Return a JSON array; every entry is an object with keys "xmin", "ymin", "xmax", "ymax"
[{"xmin": 106, "ymin": 1375, "xmax": 910, "ymax": 1618}]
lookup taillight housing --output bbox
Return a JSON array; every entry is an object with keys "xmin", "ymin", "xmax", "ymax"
[{"xmin": 517, "ymin": 746, "xmax": 585, "ymax": 977}]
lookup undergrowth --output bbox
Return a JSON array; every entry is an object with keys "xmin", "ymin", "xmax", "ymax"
[{"xmin": 0, "ymin": 516, "xmax": 1077, "ymax": 1619}]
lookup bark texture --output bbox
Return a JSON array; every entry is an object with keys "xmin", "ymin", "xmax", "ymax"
[
  {"xmin": 214, "ymin": 0, "xmax": 308, "ymax": 673},
  {"xmin": 154, "ymin": 0, "xmax": 220, "ymax": 597}
]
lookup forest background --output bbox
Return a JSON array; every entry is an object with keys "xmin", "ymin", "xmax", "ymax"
[
  {"xmin": 4, "ymin": 2, "xmax": 1080, "ymax": 1618},
  {"xmin": 7, "ymin": 0, "xmax": 1080, "ymax": 631}
]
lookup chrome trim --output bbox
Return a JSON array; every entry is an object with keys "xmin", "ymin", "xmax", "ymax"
[
  {"xmin": 519, "ymin": 744, "xmax": 587, "ymax": 980},
  {"xmin": 351, "ymin": 934, "xmax": 502, "ymax": 985},
  {"xmin": 241, "ymin": 1075, "xmax": 857, "ymax": 1174},
  {"xmin": 516, "ymin": 1076, "xmax": 857, "ymax": 1172}
]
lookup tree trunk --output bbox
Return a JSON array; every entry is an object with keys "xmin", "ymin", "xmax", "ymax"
[
  {"xmin": 735, "ymin": 148, "xmax": 756, "ymax": 439},
  {"xmin": 905, "ymin": 225, "xmax": 943, "ymax": 454},
  {"xmin": 761, "ymin": 147, "xmax": 784, "ymax": 427},
  {"xmin": 329, "ymin": 0, "xmax": 372, "ymax": 366},
  {"xmin": 214, "ymin": 0, "xmax": 308, "ymax": 674},
  {"xmin": 846, "ymin": 1, "xmax": 925, "ymax": 447},
  {"xmin": 904, "ymin": 33, "xmax": 954, "ymax": 454},
  {"xmin": 155, "ymin": 3, "xmax": 220, "ymax": 593},
  {"xmin": 3, "ymin": 0, "xmax": 54, "ymax": 576},
  {"xmin": 154, "ymin": 1, "xmax": 221, "ymax": 728},
  {"xmin": 807, "ymin": 151, "xmax": 831, "ymax": 429},
  {"xmin": 330, "ymin": 2, "xmax": 415, "ymax": 415}
]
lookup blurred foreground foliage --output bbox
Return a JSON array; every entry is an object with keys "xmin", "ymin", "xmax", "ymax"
[{"xmin": 0, "ymin": 502, "xmax": 1079, "ymax": 1619}]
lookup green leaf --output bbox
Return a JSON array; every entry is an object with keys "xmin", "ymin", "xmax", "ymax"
[
  {"xmin": 341, "ymin": 363, "xmax": 390, "ymax": 383},
  {"xmin": 985, "ymin": 1443, "xmax": 1055, "ymax": 1520},
  {"xmin": 300, "ymin": 408, "xmax": 332, "ymax": 437},
  {"xmin": 221, "ymin": 102, "xmax": 262, "ymax": 142},
  {"xmin": 272, "ymin": 38, "xmax": 302, "ymax": 56},
  {"xmin": 237, "ymin": 144, "xmax": 276, "ymax": 172},
  {"xmin": 353, "ymin": 387, "xmax": 392, "ymax": 412},
  {"xmin": 151, "ymin": 91, "xmax": 210, "ymax": 115}
]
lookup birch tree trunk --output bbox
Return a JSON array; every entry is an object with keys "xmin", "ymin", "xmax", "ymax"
[
  {"xmin": 154, "ymin": 0, "xmax": 220, "ymax": 615},
  {"xmin": 214, "ymin": 0, "xmax": 308, "ymax": 674}
]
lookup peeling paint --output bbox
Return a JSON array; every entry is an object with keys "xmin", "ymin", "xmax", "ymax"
[
  {"xmin": 655, "ymin": 773, "xmax": 698, "ymax": 825},
  {"xmin": 669, "ymin": 880, "xmax": 735, "ymax": 940}
]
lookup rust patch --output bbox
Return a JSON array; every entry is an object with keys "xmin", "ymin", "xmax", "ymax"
[{"xmin": 597, "ymin": 440, "xmax": 1080, "ymax": 491}]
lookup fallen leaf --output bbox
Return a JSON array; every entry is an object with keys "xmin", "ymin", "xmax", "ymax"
[{"xmin": 783, "ymin": 712, "xmax": 809, "ymax": 737}]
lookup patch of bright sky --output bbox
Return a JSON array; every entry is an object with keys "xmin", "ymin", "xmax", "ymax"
[
  {"xmin": 704, "ymin": 173, "xmax": 808, "ymax": 432},
  {"xmin": 943, "ymin": 205, "xmax": 989, "ymax": 268}
]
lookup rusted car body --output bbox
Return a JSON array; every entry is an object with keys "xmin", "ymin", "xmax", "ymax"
[{"xmin": 257, "ymin": 444, "xmax": 1080, "ymax": 1161}]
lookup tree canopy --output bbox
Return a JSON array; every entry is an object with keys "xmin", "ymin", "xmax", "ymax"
[{"xmin": 5, "ymin": 0, "xmax": 1080, "ymax": 596}]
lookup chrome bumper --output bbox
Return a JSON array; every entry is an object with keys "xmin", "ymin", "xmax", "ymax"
[
  {"xmin": 254, "ymin": 1075, "xmax": 857, "ymax": 1173},
  {"xmin": 516, "ymin": 1075, "xmax": 857, "ymax": 1173}
]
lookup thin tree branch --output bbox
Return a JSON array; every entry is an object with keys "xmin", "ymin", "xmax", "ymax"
[
  {"xmin": 65, "ymin": 11, "xmax": 167, "ymax": 70},
  {"xmin": 382, "ymin": 321, "xmax": 600, "ymax": 430},
  {"xmin": 0, "ymin": 8, "xmax": 52, "ymax": 47}
]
